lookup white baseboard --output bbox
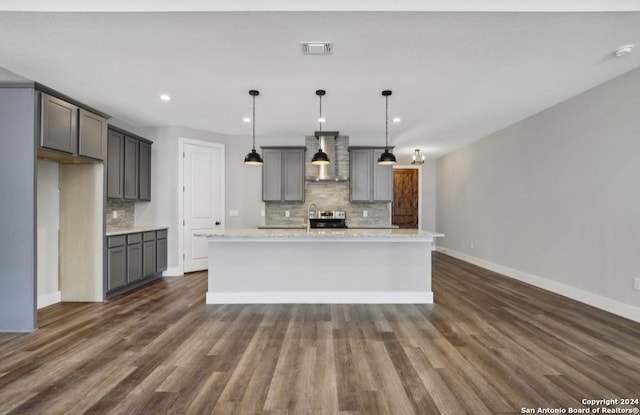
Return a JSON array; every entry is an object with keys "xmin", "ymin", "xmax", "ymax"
[
  {"xmin": 206, "ymin": 291, "xmax": 434, "ymax": 304},
  {"xmin": 436, "ymin": 247, "xmax": 640, "ymax": 323},
  {"xmin": 37, "ymin": 291, "xmax": 62, "ymax": 309},
  {"xmin": 162, "ymin": 267, "xmax": 183, "ymax": 277}
]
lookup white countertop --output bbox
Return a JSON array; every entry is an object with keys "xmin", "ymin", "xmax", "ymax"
[
  {"xmin": 106, "ymin": 226, "xmax": 169, "ymax": 236},
  {"xmin": 196, "ymin": 228, "xmax": 444, "ymax": 240}
]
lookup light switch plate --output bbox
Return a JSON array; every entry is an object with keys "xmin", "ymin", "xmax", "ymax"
[
  {"xmin": 229, "ymin": 210, "xmax": 239, "ymax": 217},
  {"xmin": 112, "ymin": 211, "xmax": 118, "ymax": 219},
  {"xmin": 634, "ymin": 277, "xmax": 640, "ymax": 291},
  {"xmin": 285, "ymin": 210, "xmax": 290, "ymax": 217}
]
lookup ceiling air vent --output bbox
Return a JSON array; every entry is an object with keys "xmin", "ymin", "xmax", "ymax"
[{"xmin": 301, "ymin": 42, "xmax": 333, "ymax": 55}]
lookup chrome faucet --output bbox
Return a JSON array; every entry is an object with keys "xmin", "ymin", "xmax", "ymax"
[{"xmin": 307, "ymin": 203, "xmax": 317, "ymax": 231}]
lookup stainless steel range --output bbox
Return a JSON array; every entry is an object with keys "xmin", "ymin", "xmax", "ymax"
[{"xmin": 309, "ymin": 210, "xmax": 347, "ymax": 229}]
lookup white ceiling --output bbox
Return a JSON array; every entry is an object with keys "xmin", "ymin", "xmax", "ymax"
[{"xmin": 1, "ymin": 1, "xmax": 640, "ymax": 160}]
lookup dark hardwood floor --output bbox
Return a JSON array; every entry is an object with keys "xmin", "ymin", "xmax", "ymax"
[{"xmin": 1, "ymin": 252, "xmax": 640, "ymax": 414}]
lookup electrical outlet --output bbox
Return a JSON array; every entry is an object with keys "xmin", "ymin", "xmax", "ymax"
[
  {"xmin": 112, "ymin": 210, "xmax": 118, "ymax": 219},
  {"xmin": 363, "ymin": 210, "xmax": 368, "ymax": 217},
  {"xmin": 229, "ymin": 210, "xmax": 239, "ymax": 217},
  {"xmin": 285, "ymin": 210, "xmax": 290, "ymax": 217},
  {"xmin": 634, "ymin": 278, "xmax": 640, "ymax": 291},
  {"xmin": 261, "ymin": 210, "xmax": 265, "ymax": 217},
  {"xmin": 470, "ymin": 242, "xmax": 474, "ymax": 249}
]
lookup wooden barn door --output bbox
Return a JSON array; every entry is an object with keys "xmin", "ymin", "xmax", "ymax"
[{"xmin": 392, "ymin": 168, "xmax": 419, "ymax": 229}]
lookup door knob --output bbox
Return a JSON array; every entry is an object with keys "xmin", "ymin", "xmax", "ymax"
[{"xmin": 215, "ymin": 221, "xmax": 221, "ymax": 225}]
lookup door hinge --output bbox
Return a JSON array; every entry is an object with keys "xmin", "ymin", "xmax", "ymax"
[
  {"xmin": 183, "ymin": 254, "xmax": 185, "ymax": 260},
  {"xmin": 183, "ymin": 152, "xmax": 185, "ymax": 159},
  {"xmin": 183, "ymin": 220, "xmax": 185, "ymax": 226},
  {"xmin": 183, "ymin": 186, "xmax": 185, "ymax": 192}
]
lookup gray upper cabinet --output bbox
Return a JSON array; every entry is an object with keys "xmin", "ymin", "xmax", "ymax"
[
  {"xmin": 107, "ymin": 130, "xmax": 124, "ymax": 199},
  {"xmin": 138, "ymin": 141, "xmax": 151, "ymax": 201},
  {"xmin": 349, "ymin": 147, "xmax": 393, "ymax": 202},
  {"xmin": 40, "ymin": 93, "xmax": 78, "ymax": 155},
  {"xmin": 262, "ymin": 147, "xmax": 305, "ymax": 202},
  {"xmin": 262, "ymin": 149, "xmax": 283, "ymax": 201},
  {"xmin": 372, "ymin": 149, "xmax": 393, "ymax": 201},
  {"xmin": 123, "ymin": 136, "xmax": 139, "ymax": 200},
  {"xmin": 40, "ymin": 92, "xmax": 108, "ymax": 161},
  {"xmin": 78, "ymin": 109, "xmax": 108, "ymax": 160},
  {"xmin": 107, "ymin": 126, "xmax": 153, "ymax": 201},
  {"xmin": 283, "ymin": 149, "xmax": 304, "ymax": 201}
]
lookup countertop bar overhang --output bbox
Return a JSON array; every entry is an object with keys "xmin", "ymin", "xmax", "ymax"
[{"xmin": 198, "ymin": 229, "xmax": 443, "ymax": 304}]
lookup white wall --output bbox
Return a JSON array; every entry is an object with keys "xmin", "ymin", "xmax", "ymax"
[
  {"xmin": 436, "ymin": 67, "xmax": 640, "ymax": 321},
  {"xmin": 36, "ymin": 160, "xmax": 60, "ymax": 308},
  {"xmin": 421, "ymin": 161, "xmax": 437, "ymax": 232}
]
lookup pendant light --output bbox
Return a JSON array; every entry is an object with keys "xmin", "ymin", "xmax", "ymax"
[
  {"xmin": 244, "ymin": 90, "xmax": 263, "ymax": 165},
  {"xmin": 411, "ymin": 149, "xmax": 425, "ymax": 165},
  {"xmin": 311, "ymin": 89, "xmax": 330, "ymax": 165},
  {"xmin": 377, "ymin": 90, "xmax": 397, "ymax": 165}
]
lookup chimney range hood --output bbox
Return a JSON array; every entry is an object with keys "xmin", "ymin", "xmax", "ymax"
[{"xmin": 306, "ymin": 131, "xmax": 348, "ymax": 181}]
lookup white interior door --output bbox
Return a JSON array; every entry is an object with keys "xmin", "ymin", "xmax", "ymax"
[{"xmin": 183, "ymin": 142, "xmax": 224, "ymax": 272}]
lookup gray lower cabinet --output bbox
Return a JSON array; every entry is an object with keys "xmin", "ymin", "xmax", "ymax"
[
  {"xmin": 156, "ymin": 230, "xmax": 168, "ymax": 272},
  {"xmin": 349, "ymin": 147, "xmax": 393, "ymax": 202},
  {"xmin": 142, "ymin": 232, "xmax": 156, "ymax": 277},
  {"xmin": 126, "ymin": 233, "xmax": 143, "ymax": 283},
  {"xmin": 107, "ymin": 245, "xmax": 126, "ymax": 291},
  {"xmin": 106, "ymin": 228, "xmax": 168, "ymax": 296},
  {"xmin": 39, "ymin": 92, "xmax": 108, "ymax": 161},
  {"xmin": 262, "ymin": 147, "xmax": 305, "ymax": 202}
]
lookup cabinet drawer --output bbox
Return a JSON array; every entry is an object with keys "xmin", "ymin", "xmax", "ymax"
[
  {"xmin": 157, "ymin": 229, "xmax": 168, "ymax": 239},
  {"xmin": 127, "ymin": 233, "xmax": 142, "ymax": 244},
  {"xmin": 143, "ymin": 231, "xmax": 156, "ymax": 242},
  {"xmin": 107, "ymin": 235, "xmax": 126, "ymax": 248}
]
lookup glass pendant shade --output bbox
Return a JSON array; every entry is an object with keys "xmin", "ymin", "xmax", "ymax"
[{"xmin": 244, "ymin": 90, "xmax": 263, "ymax": 165}]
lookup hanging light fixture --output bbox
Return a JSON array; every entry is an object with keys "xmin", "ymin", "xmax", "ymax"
[
  {"xmin": 244, "ymin": 90, "xmax": 263, "ymax": 165},
  {"xmin": 377, "ymin": 90, "xmax": 397, "ymax": 165},
  {"xmin": 411, "ymin": 149, "xmax": 425, "ymax": 165},
  {"xmin": 311, "ymin": 89, "xmax": 330, "ymax": 165}
]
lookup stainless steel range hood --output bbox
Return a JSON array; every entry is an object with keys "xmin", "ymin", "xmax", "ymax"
[{"xmin": 306, "ymin": 132, "xmax": 349, "ymax": 181}]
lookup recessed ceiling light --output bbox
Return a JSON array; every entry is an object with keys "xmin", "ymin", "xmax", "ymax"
[
  {"xmin": 614, "ymin": 44, "xmax": 634, "ymax": 57},
  {"xmin": 392, "ymin": 117, "xmax": 401, "ymax": 123},
  {"xmin": 159, "ymin": 94, "xmax": 171, "ymax": 102},
  {"xmin": 242, "ymin": 117, "xmax": 251, "ymax": 123}
]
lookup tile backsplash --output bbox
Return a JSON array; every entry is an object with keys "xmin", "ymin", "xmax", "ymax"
[
  {"xmin": 266, "ymin": 135, "xmax": 391, "ymax": 227},
  {"xmin": 106, "ymin": 199, "xmax": 135, "ymax": 229},
  {"xmin": 265, "ymin": 181, "xmax": 390, "ymax": 227}
]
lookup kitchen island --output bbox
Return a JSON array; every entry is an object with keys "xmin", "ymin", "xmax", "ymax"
[{"xmin": 198, "ymin": 228, "xmax": 443, "ymax": 304}]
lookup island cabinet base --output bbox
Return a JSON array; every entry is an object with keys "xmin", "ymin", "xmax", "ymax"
[{"xmin": 205, "ymin": 236, "xmax": 434, "ymax": 304}]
